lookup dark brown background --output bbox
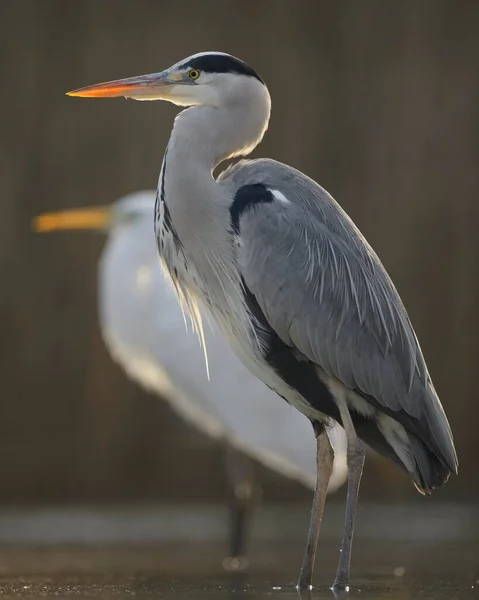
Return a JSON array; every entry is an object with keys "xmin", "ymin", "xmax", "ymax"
[{"xmin": 1, "ymin": 0, "xmax": 477, "ymax": 505}]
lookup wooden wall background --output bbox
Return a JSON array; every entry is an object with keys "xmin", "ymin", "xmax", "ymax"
[{"xmin": 0, "ymin": 0, "xmax": 478, "ymax": 504}]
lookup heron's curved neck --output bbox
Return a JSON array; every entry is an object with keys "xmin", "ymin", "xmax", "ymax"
[
  {"xmin": 161, "ymin": 88, "xmax": 270, "ymax": 247},
  {"xmin": 168, "ymin": 101, "xmax": 269, "ymax": 172}
]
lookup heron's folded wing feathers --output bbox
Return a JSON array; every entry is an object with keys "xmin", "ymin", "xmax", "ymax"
[
  {"xmin": 236, "ymin": 190, "xmax": 431, "ymax": 422},
  {"xmin": 226, "ymin": 160, "xmax": 456, "ymax": 472}
]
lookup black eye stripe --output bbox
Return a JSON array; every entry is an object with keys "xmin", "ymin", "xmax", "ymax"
[{"xmin": 183, "ymin": 54, "xmax": 264, "ymax": 84}]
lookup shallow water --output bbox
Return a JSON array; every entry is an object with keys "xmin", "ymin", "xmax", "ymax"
[
  {"xmin": 0, "ymin": 505, "xmax": 476, "ymax": 599},
  {"xmin": 0, "ymin": 539, "xmax": 476, "ymax": 600}
]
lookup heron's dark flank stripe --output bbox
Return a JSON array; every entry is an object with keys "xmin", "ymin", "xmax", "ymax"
[
  {"xmin": 230, "ymin": 184, "xmax": 274, "ymax": 235},
  {"xmin": 239, "ymin": 276, "xmax": 340, "ymax": 423}
]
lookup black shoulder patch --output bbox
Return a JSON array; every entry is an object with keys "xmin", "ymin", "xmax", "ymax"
[
  {"xmin": 230, "ymin": 183, "xmax": 273, "ymax": 235},
  {"xmin": 185, "ymin": 54, "xmax": 264, "ymax": 84}
]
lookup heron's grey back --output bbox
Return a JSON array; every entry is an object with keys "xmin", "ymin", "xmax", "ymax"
[{"xmin": 220, "ymin": 158, "xmax": 457, "ymax": 475}]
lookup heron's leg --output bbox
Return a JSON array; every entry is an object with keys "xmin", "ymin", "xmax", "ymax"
[
  {"xmin": 332, "ymin": 399, "xmax": 365, "ymax": 591},
  {"xmin": 297, "ymin": 427, "xmax": 334, "ymax": 591},
  {"xmin": 222, "ymin": 446, "xmax": 259, "ymax": 571}
]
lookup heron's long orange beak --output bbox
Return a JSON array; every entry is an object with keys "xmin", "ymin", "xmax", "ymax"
[
  {"xmin": 67, "ymin": 71, "xmax": 179, "ymax": 99},
  {"xmin": 32, "ymin": 207, "xmax": 112, "ymax": 233}
]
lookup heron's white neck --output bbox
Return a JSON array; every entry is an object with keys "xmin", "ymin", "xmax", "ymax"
[
  {"xmin": 158, "ymin": 82, "xmax": 270, "ymax": 339},
  {"xmin": 161, "ymin": 81, "xmax": 271, "ymax": 243},
  {"xmin": 170, "ymin": 81, "xmax": 271, "ymax": 170}
]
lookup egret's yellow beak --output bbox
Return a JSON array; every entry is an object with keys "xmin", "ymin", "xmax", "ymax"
[
  {"xmin": 67, "ymin": 70, "xmax": 183, "ymax": 100},
  {"xmin": 32, "ymin": 207, "xmax": 112, "ymax": 233}
]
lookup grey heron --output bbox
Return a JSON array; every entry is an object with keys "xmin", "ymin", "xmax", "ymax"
[
  {"xmin": 32, "ymin": 191, "xmax": 347, "ymax": 569},
  {"xmin": 67, "ymin": 51, "xmax": 458, "ymax": 591}
]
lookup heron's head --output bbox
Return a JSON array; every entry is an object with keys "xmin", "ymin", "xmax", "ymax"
[
  {"xmin": 67, "ymin": 51, "xmax": 268, "ymax": 110},
  {"xmin": 32, "ymin": 191, "xmax": 156, "ymax": 236}
]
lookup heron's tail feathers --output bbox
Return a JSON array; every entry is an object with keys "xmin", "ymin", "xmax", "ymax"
[
  {"xmin": 351, "ymin": 410, "xmax": 457, "ymax": 494},
  {"xmin": 407, "ymin": 432, "xmax": 454, "ymax": 494},
  {"xmin": 407, "ymin": 383, "xmax": 458, "ymax": 493}
]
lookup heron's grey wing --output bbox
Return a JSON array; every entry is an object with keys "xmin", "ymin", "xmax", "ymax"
[
  {"xmin": 238, "ymin": 197, "xmax": 424, "ymax": 411},
  {"xmin": 227, "ymin": 161, "xmax": 456, "ymax": 471}
]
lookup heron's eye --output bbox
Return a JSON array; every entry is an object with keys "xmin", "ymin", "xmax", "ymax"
[{"xmin": 188, "ymin": 69, "xmax": 200, "ymax": 81}]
